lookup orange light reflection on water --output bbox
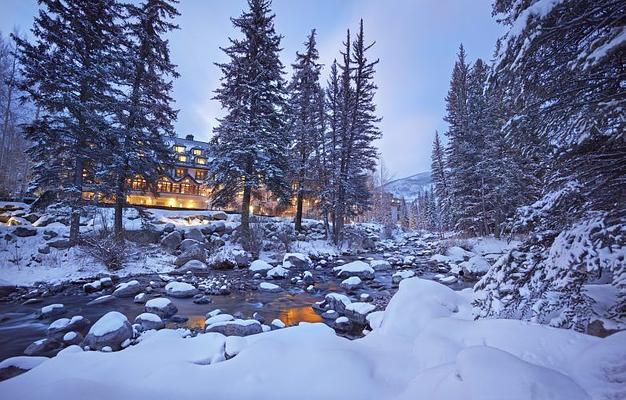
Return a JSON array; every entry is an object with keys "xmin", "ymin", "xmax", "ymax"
[{"xmin": 279, "ymin": 306, "xmax": 323, "ymax": 326}]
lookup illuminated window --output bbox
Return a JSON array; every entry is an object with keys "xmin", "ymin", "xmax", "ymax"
[
  {"xmin": 130, "ymin": 176, "xmax": 147, "ymax": 191},
  {"xmin": 178, "ymin": 155, "xmax": 188, "ymax": 163},
  {"xmin": 192, "ymin": 149, "xmax": 202, "ymax": 156},
  {"xmin": 157, "ymin": 177, "xmax": 172, "ymax": 193},
  {"xmin": 175, "ymin": 168, "xmax": 186, "ymax": 177},
  {"xmin": 195, "ymin": 157, "xmax": 206, "ymax": 165},
  {"xmin": 195, "ymin": 170, "xmax": 207, "ymax": 180},
  {"xmin": 174, "ymin": 145, "xmax": 185, "ymax": 153}
]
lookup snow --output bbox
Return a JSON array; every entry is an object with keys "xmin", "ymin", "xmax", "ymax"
[
  {"xmin": 0, "ymin": 356, "xmax": 48, "ymax": 371},
  {"xmin": 135, "ymin": 313, "xmax": 162, "ymax": 323},
  {"xmin": 345, "ymin": 302, "xmax": 376, "ymax": 315},
  {"xmin": 164, "ymin": 281, "xmax": 195, "ymax": 295},
  {"xmin": 63, "ymin": 332, "xmax": 77, "ymax": 341},
  {"xmin": 459, "ymin": 255, "xmax": 491, "ymax": 273},
  {"xmin": 249, "ymin": 259, "xmax": 273, "ymax": 272},
  {"xmin": 259, "ymin": 282, "xmax": 280, "ymax": 292},
  {"xmin": 332, "ymin": 260, "xmax": 374, "ymax": 276},
  {"xmin": 88, "ymin": 311, "xmax": 128, "ymax": 337},
  {"xmin": 341, "ymin": 276, "xmax": 361, "ymax": 286},
  {"xmin": 205, "ymin": 314, "xmax": 234, "ymax": 326},
  {"xmin": 40, "ymin": 304, "xmax": 64, "ymax": 314},
  {"xmin": 0, "ymin": 278, "xmax": 623, "ymax": 399},
  {"xmin": 144, "ymin": 297, "xmax": 172, "ymax": 309}
]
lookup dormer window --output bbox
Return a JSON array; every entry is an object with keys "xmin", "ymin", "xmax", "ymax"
[
  {"xmin": 175, "ymin": 168, "xmax": 186, "ymax": 177},
  {"xmin": 196, "ymin": 157, "xmax": 206, "ymax": 165},
  {"xmin": 178, "ymin": 155, "xmax": 188, "ymax": 162},
  {"xmin": 174, "ymin": 145, "xmax": 185, "ymax": 153},
  {"xmin": 192, "ymin": 149, "xmax": 202, "ymax": 156}
]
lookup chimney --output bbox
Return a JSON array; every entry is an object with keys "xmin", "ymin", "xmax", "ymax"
[{"xmin": 185, "ymin": 134, "xmax": 194, "ymax": 141}]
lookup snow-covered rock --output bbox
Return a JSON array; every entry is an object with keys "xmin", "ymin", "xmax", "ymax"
[
  {"xmin": 176, "ymin": 259, "xmax": 208, "ymax": 273},
  {"xmin": 259, "ymin": 282, "xmax": 281, "ymax": 293},
  {"xmin": 37, "ymin": 304, "xmax": 65, "ymax": 319},
  {"xmin": 392, "ymin": 270, "xmax": 415, "ymax": 284},
  {"xmin": 270, "ymin": 319, "xmax": 286, "ymax": 329},
  {"xmin": 445, "ymin": 246, "xmax": 474, "ymax": 262},
  {"xmin": 133, "ymin": 293, "xmax": 147, "ymax": 304},
  {"xmin": 344, "ymin": 302, "xmax": 376, "ymax": 325},
  {"xmin": 282, "ymin": 253, "xmax": 312, "ymax": 269},
  {"xmin": 370, "ymin": 259, "xmax": 391, "ymax": 271},
  {"xmin": 160, "ymin": 230, "xmax": 182, "ymax": 252},
  {"xmin": 145, "ymin": 298, "xmax": 178, "ymax": 318},
  {"xmin": 205, "ymin": 313, "xmax": 234, "ymax": 327},
  {"xmin": 112, "ymin": 280, "xmax": 142, "ymax": 298},
  {"xmin": 184, "ymin": 228, "xmax": 204, "ymax": 242},
  {"xmin": 324, "ymin": 293, "xmax": 352, "ymax": 314},
  {"xmin": 266, "ymin": 265, "xmax": 289, "ymax": 279},
  {"xmin": 83, "ymin": 312, "xmax": 132, "ymax": 351},
  {"xmin": 164, "ymin": 282, "xmax": 197, "ymax": 298},
  {"xmin": 24, "ymin": 338, "xmax": 60, "ymax": 357},
  {"xmin": 205, "ymin": 319, "xmax": 262, "ymax": 337},
  {"xmin": 134, "ymin": 313, "xmax": 165, "ymax": 331},
  {"xmin": 249, "ymin": 259, "xmax": 273, "ymax": 272},
  {"xmin": 174, "ymin": 243, "xmax": 206, "ymax": 266},
  {"xmin": 47, "ymin": 316, "xmax": 90, "ymax": 341},
  {"xmin": 333, "ymin": 260, "xmax": 375, "ymax": 280},
  {"xmin": 207, "ymin": 247, "xmax": 251, "ymax": 269},
  {"xmin": 458, "ymin": 255, "xmax": 491, "ymax": 274},
  {"xmin": 0, "ymin": 356, "xmax": 47, "ymax": 381},
  {"xmin": 340, "ymin": 276, "xmax": 362, "ymax": 291}
]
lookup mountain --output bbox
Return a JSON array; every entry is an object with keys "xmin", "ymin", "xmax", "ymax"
[{"xmin": 383, "ymin": 171, "xmax": 432, "ymax": 201}]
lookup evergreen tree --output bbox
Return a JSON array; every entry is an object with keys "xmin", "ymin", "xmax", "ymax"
[
  {"xmin": 430, "ymin": 130, "xmax": 449, "ymax": 231},
  {"xmin": 474, "ymin": 0, "xmax": 626, "ymax": 331},
  {"xmin": 286, "ymin": 29, "xmax": 324, "ymax": 231},
  {"xmin": 110, "ymin": 0, "xmax": 180, "ymax": 242},
  {"xmin": 15, "ymin": 0, "xmax": 122, "ymax": 245},
  {"xmin": 212, "ymin": 0, "xmax": 289, "ymax": 236}
]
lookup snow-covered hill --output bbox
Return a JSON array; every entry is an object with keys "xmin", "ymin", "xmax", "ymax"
[{"xmin": 384, "ymin": 171, "xmax": 432, "ymax": 200}]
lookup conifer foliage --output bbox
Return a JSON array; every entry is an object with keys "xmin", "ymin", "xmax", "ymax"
[{"xmin": 212, "ymin": 0, "xmax": 289, "ymax": 236}]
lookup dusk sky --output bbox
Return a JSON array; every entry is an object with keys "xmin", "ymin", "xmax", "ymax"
[{"xmin": 1, "ymin": 0, "xmax": 503, "ymax": 179}]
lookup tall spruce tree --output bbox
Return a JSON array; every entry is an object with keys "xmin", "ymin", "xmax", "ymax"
[
  {"xmin": 474, "ymin": 0, "xmax": 626, "ymax": 330},
  {"xmin": 212, "ymin": 0, "xmax": 289, "ymax": 235},
  {"xmin": 15, "ymin": 0, "xmax": 122, "ymax": 245},
  {"xmin": 286, "ymin": 29, "xmax": 324, "ymax": 231},
  {"xmin": 430, "ymin": 130, "xmax": 449, "ymax": 231},
  {"xmin": 110, "ymin": 0, "xmax": 179, "ymax": 242}
]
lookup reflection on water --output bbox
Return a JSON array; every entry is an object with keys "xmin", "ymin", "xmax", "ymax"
[
  {"xmin": 279, "ymin": 306, "xmax": 323, "ymax": 326},
  {"xmin": 186, "ymin": 315, "xmax": 206, "ymax": 330}
]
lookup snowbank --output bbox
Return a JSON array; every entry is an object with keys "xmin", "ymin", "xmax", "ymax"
[{"xmin": 1, "ymin": 278, "xmax": 623, "ymax": 399}]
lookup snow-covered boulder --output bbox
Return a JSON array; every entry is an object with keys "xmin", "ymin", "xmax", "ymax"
[
  {"xmin": 458, "ymin": 255, "xmax": 491, "ymax": 275},
  {"xmin": 165, "ymin": 282, "xmax": 197, "ymax": 298},
  {"xmin": 392, "ymin": 270, "xmax": 415, "ymax": 284},
  {"xmin": 282, "ymin": 253, "xmax": 312, "ymax": 269},
  {"xmin": 270, "ymin": 319, "xmax": 285, "ymax": 329},
  {"xmin": 133, "ymin": 293, "xmax": 147, "ymax": 304},
  {"xmin": 134, "ymin": 313, "xmax": 165, "ymax": 331},
  {"xmin": 160, "ymin": 230, "xmax": 182, "ymax": 252},
  {"xmin": 37, "ymin": 304, "xmax": 65, "ymax": 319},
  {"xmin": 86, "ymin": 295, "xmax": 115, "ymax": 306},
  {"xmin": 82, "ymin": 311, "xmax": 132, "ymax": 351},
  {"xmin": 145, "ymin": 298, "xmax": 178, "ymax": 318},
  {"xmin": 344, "ymin": 302, "xmax": 376, "ymax": 325},
  {"xmin": 0, "ymin": 356, "xmax": 48, "ymax": 381},
  {"xmin": 370, "ymin": 259, "xmax": 391, "ymax": 271},
  {"xmin": 112, "ymin": 280, "xmax": 142, "ymax": 298},
  {"xmin": 205, "ymin": 319, "xmax": 262, "ymax": 337},
  {"xmin": 24, "ymin": 338, "xmax": 60, "ymax": 356},
  {"xmin": 82, "ymin": 280, "xmax": 101, "ymax": 293},
  {"xmin": 212, "ymin": 211, "xmax": 228, "ymax": 221},
  {"xmin": 47, "ymin": 316, "xmax": 90, "ymax": 341},
  {"xmin": 302, "ymin": 271, "xmax": 314, "ymax": 285},
  {"xmin": 249, "ymin": 259, "xmax": 273, "ymax": 273},
  {"xmin": 179, "ymin": 238, "xmax": 204, "ymax": 252},
  {"xmin": 259, "ymin": 282, "xmax": 281, "ymax": 293},
  {"xmin": 266, "ymin": 265, "xmax": 289, "ymax": 279},
  {"xmin": 333, "ymin": 260, "xmax": 375, "ymax": 280},
  {"xmin": 446, "ymin": 246, "xmax": 474, "ymax": 263},
  {"xmin": 207, "ymin": 247, "xmax": 251, "ymax": 270},
  {"xmin": 340, "ymin": 276, "xmax": 362, "ymax": 291},
  {"xmin": 62, "ymin": 331, "xmax": 83, "ymax": 346},
  {"xmin": 438, "ymin": 275, "xmax": 458, "ymax": 285},
  {"xmin": 184, "ymin": 228, "xmax": 204, "ymax": 242},
  {"xmin": 324, "ymin": 293, "xmax": 352, "ymax": 314},
  {"xmin": 176, "ymin": 259, "xmax": 208, "ymax": 274},
  {"xmin": 205, "ymin": 313, "xmax": 234, "ymax": 327},
  {"xmin": 174, "ymin": 243, "xmax": 206, "ymax": 267},
  {"xmin": 334, "ymin": 316, "xmax": 352, "ymax": 331}
]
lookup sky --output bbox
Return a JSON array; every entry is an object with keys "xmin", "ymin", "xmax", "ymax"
[{"xmin": 0, "ymin": 0, "xmax": 503, "ymax": 179}]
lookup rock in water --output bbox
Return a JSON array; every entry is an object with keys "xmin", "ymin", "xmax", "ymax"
[
  {"xmin": 112, "ymin": 280, "xmax": 142, "ymax": 298},
  {"xmin": 164, "ymin": 282, "xmax": 198, "ymax": 298},
  {"xmin": 134, "ymin": 313, "xmax": 165, "ymax": 331},
  {"xmin": 82, "ymin": 311, "xmax": 133, "ymax": 351},
  {"xmin": 145, "ymin": 298, "xmax": 178, "ymax": 318}
]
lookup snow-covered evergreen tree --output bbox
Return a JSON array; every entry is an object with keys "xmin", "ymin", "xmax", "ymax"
[
  {"xmin": 212, "ymin": 0, "xmax": 289, "ymax": 236},
  {"xmin": 109, "ymin": 0, "xmax": 179, "ymax": 242},
  {"xmin": 430, "ymin": 130, "xmax": 449, "ymax": 231},
  {"xmin": 286, "ymin": 29, "xmax": 324, "ymax": 231},
  {"xmin": 474, "ymin": 0, "xmax": 626, "ymax": 331},
  {"xmin": 15, "ymin": 0, "xmax": 123, "ymax": 245}
]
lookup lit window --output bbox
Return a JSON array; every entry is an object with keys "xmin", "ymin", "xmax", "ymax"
[
  {"xmin": 174, "ymin": 145, "xmax": 185, "ymax": 153},
  {"xmin": 178, "ymin": 155, "xmax": 188, "ymax": 162},
  {"xmin": 195, "ymin": 170, "xmax": 207, "ymax": 180},
  {"xmin": 175, "ymin": 168, "xmax": 186, "ymax": 177},
  {"xmin": 192, "ymin": 149, "xmax": 202, "ymax": 156},
  {"xmin": 196, "ymin": 157, "xmax": 206, "ymax": 165}
]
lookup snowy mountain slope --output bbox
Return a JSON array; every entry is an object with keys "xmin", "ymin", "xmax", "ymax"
[{"xmin": 383, "ymin": 171, "xmax": 432, "ymax": 200}]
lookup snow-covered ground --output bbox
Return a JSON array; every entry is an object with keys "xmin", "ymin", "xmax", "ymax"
[{"xmin": 1, "ymin": 277, "xmax": 623, "ymax": 399}]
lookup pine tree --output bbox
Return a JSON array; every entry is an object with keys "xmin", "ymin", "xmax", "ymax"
[
  {"xmin": 15, "ymin": 0, "xmax": 122, "ymax": 245},
  {"xmin": 474, "ymin": 0, "xmax": 626, "ymax": 331},
  {"xmin": 430, "ymin": 130, "xmax": 449, "ymax": 231},
  {"xmin": 286, "ymin": 29, "xmax": 324, "ymax": 231},
  {"xmin": 212, "ymin": 0, "xmax": 289, "ymax": 236},
  {"xmin": 110, "ymin": 0, "xmax": 179, "ymax": 242}
]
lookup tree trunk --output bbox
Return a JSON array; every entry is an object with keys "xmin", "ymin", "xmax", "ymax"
[
  {"xmin": 114, "ymin": 174, "xmax": 125, "ymax": 243},
  {"xmin": 0, "ymin": 55, "xmax": 16, "ymax": 170},
  {"xmin": 241, "ymin": 184, "xmax": 251, "ymax": 234},
  {"xmin": 69, "ymin": 156, "xmax": 84, "ymax": 245},
  {"xmin": 294, "ymin": 189, "xmax": 304, "ymax": 231}
]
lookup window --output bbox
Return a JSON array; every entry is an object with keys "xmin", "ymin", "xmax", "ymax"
[
  {"xmin": 195, "ymin": 170, "xmax": 207, "ymax": 180},
  {"xmin": 178, "ymin": 155, "xmax": 188, "ymax": 163},
  {"xmin": 157, "ymin": 178, "xmax": 172, "ymax": 193},
  {"xmin": 192, "ymin": 149, "xmax": 202, "ymax": 156},
  {"xmin": 174, "ymin": 145, "xmax": 185, "ymax": 153},
  {"xmin": 175, "ymin": 168, "xmax": 186, "ymax": 177},
  {"xmin": 130, "ymin": 176, "xmax": 147, "ymax": 191},
  {"xmin": 195, "ymin": 157, "xmax": 206, "ymax": 165}
]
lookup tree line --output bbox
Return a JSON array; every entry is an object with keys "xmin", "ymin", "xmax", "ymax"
[
  {"xmin": 10, "ymin": 0, "xmax": 382, "ymax": 247},
  {"xmin": 429, "ymin": 0, "xmax": 624, "ymax": 331}
]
